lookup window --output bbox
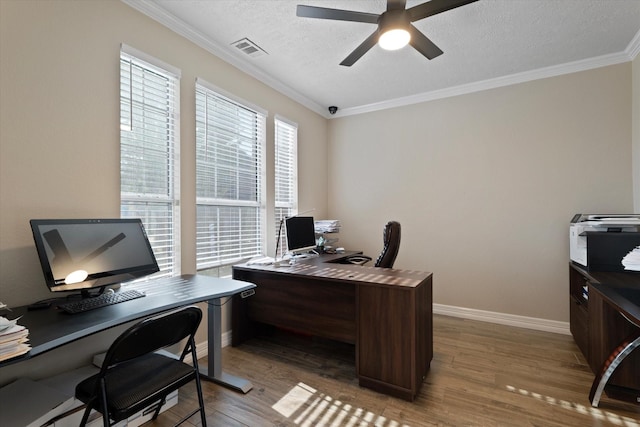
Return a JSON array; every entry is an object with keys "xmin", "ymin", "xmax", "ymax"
[
  {"xmin": 195, "ymin": 79, "xmax": 267, "ymax": 269},
  {"xmin": 274, "ymin": 116, "xmax": 298, "ymax": 258},
  {"xmin": 120, "ymin": 45, "xmax": 180, "ymax": 277}
]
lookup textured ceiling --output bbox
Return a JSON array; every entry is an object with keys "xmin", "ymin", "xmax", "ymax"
[{"xmin": 125, "ymin": 0, "xmax": 640, "ymax": 117}]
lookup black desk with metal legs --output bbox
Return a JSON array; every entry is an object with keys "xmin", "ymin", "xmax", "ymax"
[{"xmin": 0, "ymin": 274, "xmax": 256, "ymax": 393}]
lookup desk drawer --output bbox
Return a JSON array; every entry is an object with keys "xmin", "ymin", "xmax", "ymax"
[
  {"xmin": 569, "ymin": 294, "xmax": 589, "ymax": 362},
  {"xmin": 234, "ymin": 269, "xmax": 356, "ymax": 344}
]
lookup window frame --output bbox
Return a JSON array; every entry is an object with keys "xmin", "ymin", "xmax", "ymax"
[{"xmin": 274, "ymin": 115, "xmax": 299, "ymax": 259}]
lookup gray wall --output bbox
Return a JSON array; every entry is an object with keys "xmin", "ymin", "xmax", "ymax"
[
  {"xmin": 0, "ymin": 0, "xmax": 327, "ymax": 384},
  {"xmin": 328, "ymin": 64, "xmax": 633, "ymax": 322}
]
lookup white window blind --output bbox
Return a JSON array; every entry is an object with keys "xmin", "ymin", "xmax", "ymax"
[
  {"xmin": 120, "ymin": 46, "xmax": 180, "ymax": 277},
  {"xmin": 195, "ymin": 80, "xmax": 266, "ymax": 268},
  {"xmin": 274, "ymin": 116, "xmax": 298, "ymax": 258}
]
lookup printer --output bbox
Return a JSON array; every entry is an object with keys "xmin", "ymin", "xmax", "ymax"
[{"xmin": 570, "ymin": 214, "xmax": 640, "ymax": 271}]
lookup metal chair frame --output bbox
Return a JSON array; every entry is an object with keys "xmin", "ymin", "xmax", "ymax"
[{"xmin": 75, "ymin": 305, "xmax": 207, "ymax": 427}]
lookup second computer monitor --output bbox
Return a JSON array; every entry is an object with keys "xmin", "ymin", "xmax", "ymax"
[{"xmin": 285, "ymin": 216, "xmax": 316, "ymax": 255}]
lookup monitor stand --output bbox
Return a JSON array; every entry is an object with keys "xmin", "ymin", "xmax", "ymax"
[
  {"xmin": 80, "ymin": 286, "xmax": 106, "ymax": 299},
  {"xmin": 289, "ymin": 250, "xmax": 319, "ymax": 263}
]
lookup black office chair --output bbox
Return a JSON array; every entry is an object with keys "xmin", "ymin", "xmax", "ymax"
[
  {"xmin": 346, "ymin": 221, "xmax": 401, "ymax": 268},
  {"xmin": 75, "ymin": 306, "xmax": 207, "ymax": 427}
]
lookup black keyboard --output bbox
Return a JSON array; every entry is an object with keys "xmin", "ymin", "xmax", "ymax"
[{"xmin": 58, "ymin": 289, "xmax": 145, "ymax": 314}]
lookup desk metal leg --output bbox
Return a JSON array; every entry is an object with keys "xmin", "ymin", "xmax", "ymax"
[
  {"xmin": 197, "ymin": 297, "xmax": 253, "ymax": 393},
  {"xmin": 589, "ymin": 333, "xmax": 640, "ymax": 407}
]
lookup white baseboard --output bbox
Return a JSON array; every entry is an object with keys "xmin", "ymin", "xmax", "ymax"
[
  {"xmin": 196, "ymin": 308, "xmax": 570, "ymax": 357},
  {"xmin": 433, "ymin": 303, "xmax": 571, "ymax": 335}
]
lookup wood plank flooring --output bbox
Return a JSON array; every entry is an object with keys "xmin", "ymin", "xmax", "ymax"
[{"xmin": 151, "ymin": 315, "xmax": 639, "ymax": 426}]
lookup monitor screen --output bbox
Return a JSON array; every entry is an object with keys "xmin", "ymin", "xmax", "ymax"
[
  {"xmin": 285, "ymin": 216, "xmax": 317, "ymax": 255},
  {"xmin": 30, "ymin": 218, "xmax": 159, "ymax": 293}
]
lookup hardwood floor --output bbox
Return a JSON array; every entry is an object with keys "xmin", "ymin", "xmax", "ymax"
[{"xmin": 153, "ymin": 315, "xmax": 639, "ymax": 426}]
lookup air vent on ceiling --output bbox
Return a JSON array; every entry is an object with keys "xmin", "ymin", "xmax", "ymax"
[{"xmin": 231, "ymin": 38, "xmax": 267, "ymax": 58}]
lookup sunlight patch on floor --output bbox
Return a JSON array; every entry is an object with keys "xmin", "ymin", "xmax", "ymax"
[
  {"xmin": 272, "ymin": 382, "xmax": 409, "ymax": 427},
  {"xmin": 505, "ymin": 385, "xmax": 639, "ymax": 427}
]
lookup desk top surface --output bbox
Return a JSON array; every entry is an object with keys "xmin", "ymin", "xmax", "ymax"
[
  {"xmin": 572, "ymin": 264, "xmax": 640, "ymax": 288},
  {"xmin": 590, "ymin": 283, "xmax": 640, "ymax": 326},
  {"xmin": 572, "ymin": 264, "xmax": 640, "ymax": 326},
  {"xmin": 234, "ymin": 252, "xmax": 432, "ymax": 288},
  {"xmin": 1, "ymin": 274, "xmax": 255, "ymax": 366}
]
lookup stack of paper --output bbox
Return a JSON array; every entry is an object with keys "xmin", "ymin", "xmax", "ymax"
[
  {"xmin": 315, "ymin": 220, "xmax": 341, "ymax": 233},
  {"xmin": 621, "ymin": 246, "xmax": 640, "ymax": 271},
  {"xmin": 0, "ymin": 316, "xmax": 30, "ymax": 362}
]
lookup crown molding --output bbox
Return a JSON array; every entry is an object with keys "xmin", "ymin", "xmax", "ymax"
[
  {"xmin": 123, "ymin": 1, "xmax": 637, "ymax": 121},
  {"xmin": 627, "ymin": 28, "xmax": 640, "ymax": 60},
  {"xmin": 337, "ymin": 50, "xmax": 633, "ymax": 117},
  {"xmin": 121, "ymin": 0, "xmax": 329, "ymax": 118}
]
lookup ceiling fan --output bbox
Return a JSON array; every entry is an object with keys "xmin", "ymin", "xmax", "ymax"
[{"xmin": 296, "ymin": 0, "xmax": 478, "ymax": 66}]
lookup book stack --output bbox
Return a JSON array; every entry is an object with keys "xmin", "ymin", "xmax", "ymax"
[
  {"xmin": 582, "ymin": 285, "xmax": 589, "ymax": 301},
  {"xmin": 315, "ymin": 220, "xmax": 341, "ymax": 250},
  {"xmin": 314, "ymin": 219, "xmax": 341, "ymax": 234},
  {"xmin": 0, "ymin": 316, "xmax": 30, "ymax": 362}
]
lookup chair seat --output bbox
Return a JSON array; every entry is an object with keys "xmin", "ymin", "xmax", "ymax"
[
  {"xmin": 76, "ymin": 353, "xmax": 195, "ymax": 422},
  {"xmin": 343, "ymin": 255, "xmax": 372, "ymax": 265}
]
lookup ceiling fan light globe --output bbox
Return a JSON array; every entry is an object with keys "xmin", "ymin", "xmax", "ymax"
[{"xmin": 379, "ymin": 29, "xmax": 410, "ymax": 50}]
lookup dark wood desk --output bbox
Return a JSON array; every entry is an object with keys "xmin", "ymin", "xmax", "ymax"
[
  {"xmin": 588, "ymin": 282, "xmax": 640, "ymax": 407},
  {"xmin": 232, "ymin": 253, "xmax": 433, "ymax": 401},
  {"xmin": 569, "ymin": 265, "xmax": 640, "ymax": 406},
  {"xmin": 1, "ymin": 275, "xmax": 256, "ymax": 393}
]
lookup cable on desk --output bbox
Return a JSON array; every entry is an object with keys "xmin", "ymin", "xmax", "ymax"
[{"xmin": 207, "ymin": 297, "xmax": 232, "ymax": 307}]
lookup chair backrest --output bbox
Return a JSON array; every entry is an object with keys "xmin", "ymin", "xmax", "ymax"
[
  {"xmin": 101, "ymin": 305, "xmax": 202, "ymax": 369},
  {"xmin": 374, "ymin": 221, "xmax": 401, "ymax": 268}
]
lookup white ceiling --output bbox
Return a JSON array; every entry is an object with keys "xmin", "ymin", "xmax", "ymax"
[{"xmin": 125, "ymin": 0, "xmax": 640, "ymax": 118}]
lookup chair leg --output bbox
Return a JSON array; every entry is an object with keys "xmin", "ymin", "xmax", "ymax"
[
  {"xmin": 195, "ymin": 374, "xmax": 207, "ymax": 427},
  {"xmin": 99, "ymin": 379, "xmax": 111, "ymax": 427},
  {"xmin": 191, "ymin": 343, "xmax": 207, "ymax": 427},
  {"xmin": 79, "ymin": 404, "xmax": 92, "ymax": 427},
  {"xmin": 151, "ymin": 397, "xmax": 166, "ymax": 420}
]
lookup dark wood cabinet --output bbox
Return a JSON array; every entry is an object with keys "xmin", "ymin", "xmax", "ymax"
[
  {"xmin": 569, "ymin": 264, "xmax": 640, "ymax": 403},
  {"xmin": 569, "ymin": 267, "xmax": 590, "ymax": 361},
  {"xmin": 356, "ymin": 279, "xmax": 432, "ymax": 400},
  {"xmin": 231, "ymin": 266, "xmax": 357, "ymax": 345}
]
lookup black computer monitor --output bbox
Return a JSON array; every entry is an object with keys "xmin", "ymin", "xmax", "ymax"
[
  {"xmin": 30, "ymin": 218, "xmax": 159, "ymax": 295},
  {"xmin": 285, "ymin": 216, "xmax": 317, "ymax": 255}
]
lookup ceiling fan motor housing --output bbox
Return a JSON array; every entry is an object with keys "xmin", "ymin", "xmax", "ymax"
[
  {"xmin": 296, "ymin": 0, "xmax": 479, "ymax": 65},
  {"xmin": 378, "ymin": 9, "xmax": 411, "ymax": 35}
]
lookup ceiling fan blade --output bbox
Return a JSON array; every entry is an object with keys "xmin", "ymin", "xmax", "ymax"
[
  {"xmin": 340, "ymin": 31, "xmax": 379, "ymax": 66},
  {"xmin": 387, "ymin": 0, "xmax": 407, "ymax": 11},
  {"xmin": 408, "ymin": 25, "xmax": 443, "ymax": 60},
  {"xmin": 407, "ymin": 0, "xmax": 478, "ymax": 22},
  {"xmin": 296, "ymin": 5, "xmax": 379, "ymax": 24}
]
